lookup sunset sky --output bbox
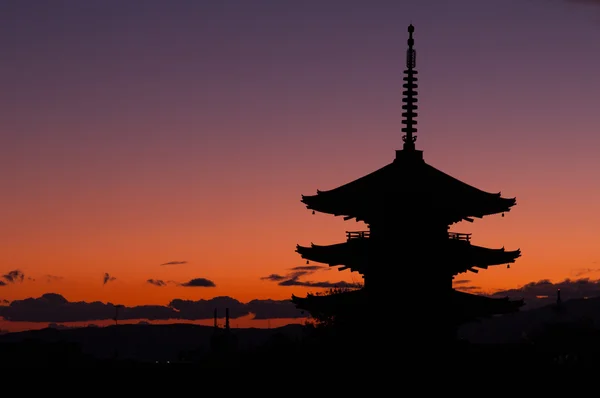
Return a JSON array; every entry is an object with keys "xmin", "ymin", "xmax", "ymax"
[{"xmin": 2, "ymin": 0, "xmax": 600, "ymax": 331}]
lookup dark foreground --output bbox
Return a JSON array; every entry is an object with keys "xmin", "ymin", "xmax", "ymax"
[{"xmin": 2, "ymin": 321, "xmax": 600, "ymax": 370}]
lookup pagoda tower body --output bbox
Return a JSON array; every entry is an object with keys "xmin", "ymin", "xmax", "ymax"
[{"xmin": 292, "ymin": 25, "xmax": 523, "ymax": 351}]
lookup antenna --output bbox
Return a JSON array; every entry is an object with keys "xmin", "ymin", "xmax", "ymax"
[
  {"xmin": 114, "ymin": 304, "xmax": 124, "ymax": 326},
  {"xmin": 112, "ymin": 304, "xmax": 124, "ymax": 360}
]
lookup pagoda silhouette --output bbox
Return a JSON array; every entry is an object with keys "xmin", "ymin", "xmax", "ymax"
[{"xmin": 291, "ymin": 25, "xmax": 524, "ymax": 349}]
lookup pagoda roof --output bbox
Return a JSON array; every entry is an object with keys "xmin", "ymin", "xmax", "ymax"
[
  {"xmin": 296, "ymin": 239, "xmax": 369, "ymax": 274},
  {"xmin": 291, "ymin": 288, "xmax": 524, "ymax": 323},
  {"xmin": 296, "ymin": 238, "xmax": 520, "ymax": 276},
  {"xmin": 301, "ymin": 150, "xmax": 516, "ymax": 224}
]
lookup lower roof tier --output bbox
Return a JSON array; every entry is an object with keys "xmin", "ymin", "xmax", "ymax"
[
  {"xmin": 301, "ymin": 150, "xmax": 516, "ymax": 225},
  {"xmin": 291, "ymin": 288, "xmax": 524, "ymax": 325},
  {"xmin": 296, "ymin": 238, "xmax": 520, "ymax": 276}
]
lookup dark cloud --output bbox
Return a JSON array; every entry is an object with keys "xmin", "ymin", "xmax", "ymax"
[
  {"xmin": 453, "ymin": 279, "xmax": 471, "ymax": 285},
  {"xmin": 1, "ymin": 299, "xmax": 9, "ymax": 304},
  {"xmin": 489, "ymin": 278, "xmax": 600, "ymax": 310},
  {"xmin": 246, "ymin": 299, "xmax": 307, "ymax": 320},
  {"xmin": 453, "ymin": 279, "xmax": 482, "ymax": 293},
  {"xmin": 0, "ymin": 293, "xmax": 304, "ymax": 322},
  {"xmin": 44, "ymin": 275, "xmax": 63, "ymax": 283},
  {"xmin": 147, "ymin": 279, "xmax": 167, "ymax": 287},
  {"xmin": 261, "ymin": 267, "xmax": 362, "ymax": 289},
  {"xmin": 161, "ymin": 261, "xmax": 187, "ymax": 266},
  {"xmin": 279, "ymin": 279, "xmax": 362, "ymax": 289},
  {"xmin": 180, "ymin": 278, "xmax": 216, "ymax": 287},
  {"xmin": 103, "ymin": 273, "xmax": 116, "ymax": 285},
  {"xmin": 261, "ymin": 274, "xmax": 287, "ymax": 282},
  {"xmin": 572, "ymin": 268, "xmax": 600, "ymax": 277},
  {"xmin": 455, "ymin": 285, "xmax": 481, "ymax": 292},
  {"xmin": 0, "ymin": 281, "xmax": 5, "ymax": 287},
  {"xmin": 2, "ymin": 270, "xmax": 25, "ymax": 283},
  {"xmin": 289, "ymin": 265, "xmax": 326, "ymax": 272}
]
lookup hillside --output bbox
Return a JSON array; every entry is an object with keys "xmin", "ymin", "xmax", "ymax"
[
  {"xmin": 0, "ymin": 323, "xmax": 304, "ymax": 363},
  {"xmin": 459, "ymin": 296, "xmax": 600, "ymax": 344}
]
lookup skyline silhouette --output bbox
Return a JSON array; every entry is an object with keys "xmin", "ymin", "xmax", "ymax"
[{"xmin": 2, "ymin": 0, "xmax": 600, "ymax": 335}]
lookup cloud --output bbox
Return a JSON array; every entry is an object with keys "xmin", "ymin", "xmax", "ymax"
[
  {"xmin": 455, "ymin": 285, "xmax": 481, "ymax": 292},
  {"xmin": 489, "ymin": 278, "xmax": 600, "ymax": 309},
  {"xmin": 0, "ymin": 293, "xmax": 305, "ymax": 322},
  {"xmin": 103, "ymin": 273, "xmax": 116, "ymax": 285},
  {"xmin": 453, "ymin": 279, "xmax": 471, "ymax": 285},
  {"xmin": 2, "ymin": 270, "xmax": 25, "ymax": 283},
  {"xmin": 161, "ymin": 261, "xmax": 187, "ymax": 266},
  {"xmin": 289, "ymin": 265, "xmax": 327, "ymax": 272},
  {"xmin": 44, "ymin": 275, "xmax": 63, "ymax": 283},
  {"xmin": 180, "ymin": 278, "xmax": 216, "ymax": 287},
  {"xmin": 453, "ymin": 279, "xmax": 483, "ymax": 293},
  {"xmin": 572, "ymin": 268, "xmax": 600, "ymax": 277},
  {"xmin": 0, "ymin": 281, "xmax": 5, "ymax": 287},
  {"xmin": 1, "ymin": 299, "xmax": 9, "ymax": 304},
  {"xmin": 261, "ymin": 274, "xmax": 288, "ymax": 282},
  {"xmin": 246, "ymin": 299, "xmax": 307, "ymax": 320},
  {"xmin": 261, "ymin": 267, "xmax": 362, "ymax": 289},
  {"xmin": 278, "ymin": 278, "xmax": 363, "ymax": 289},
  {"xmin": 147, "ymin": 279, "xmax": 167, "ymax": 287}
]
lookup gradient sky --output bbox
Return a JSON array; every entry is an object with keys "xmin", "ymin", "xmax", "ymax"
[{"xmin": 2, "ymin": 0, "xmax": 600, "ymax": 329}]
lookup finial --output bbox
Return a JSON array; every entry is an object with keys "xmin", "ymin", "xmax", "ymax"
[{"xmin": 402, "ymin": 24, "xmax": 418, "ymax": 151}]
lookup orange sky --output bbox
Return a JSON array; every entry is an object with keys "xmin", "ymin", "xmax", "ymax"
[{"xmin": 2, "ymin": 0, "xmax": 600, "ymax": 331}]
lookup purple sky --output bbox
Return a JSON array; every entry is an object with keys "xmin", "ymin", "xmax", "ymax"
[{"xmin": 1, "ymin": 0, "xmax": 600, "ymax": 316}]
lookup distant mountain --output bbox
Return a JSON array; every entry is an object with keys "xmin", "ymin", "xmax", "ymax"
[
  {"xmin": 0, "ymin": 323, "xmax": 304, "ymax": 363},
  {"xmin": 5, "ymin": 296, "xmax": 600, "ymax": 361},
  {"xmin": 459, "ymin": 296, "xmax": 600, "ymax": 344}
]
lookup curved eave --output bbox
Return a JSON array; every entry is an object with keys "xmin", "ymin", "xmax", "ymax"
[
  {"xmin": 296, "ymin": 243, "xmax": 365, "ymax": 273},
  {"xmin": 296, "ymin": 240, "xmax": 520, "ymax": 274},
  {"xmin": 467, "ymin": 247, "xmax": 521, "ymax": 268},
  {"xmin": 456, "ymin": 247, "xmax": 521, "ymax": 276},
  {"xmin": 467, "ymin": 196, "xmax": 516, "ymax": 219},
  {"xmin": 300, "ymin": 159, "xmax": 516, "ymax": 221},
  {"xmin": 301, "ymin": 194, "xmax": 516, "ymax": 222}
]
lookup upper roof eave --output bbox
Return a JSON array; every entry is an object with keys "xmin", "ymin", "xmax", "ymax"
[{"xmin": 300, "ymin": 158, "xmax": 517, "ymax": 219}]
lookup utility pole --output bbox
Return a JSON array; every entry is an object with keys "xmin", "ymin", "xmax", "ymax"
[{"xmin": 113, "ymin": 304, "xmax": 124, "ymax": 360}]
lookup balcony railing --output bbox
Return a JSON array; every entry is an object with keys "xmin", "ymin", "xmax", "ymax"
[
  {"xmin": 448, "ymin": 232, "xmax": 471, "ymax": 242},
  {"xmin": 345, "ymin": 230, "xmax": 471, "ymax": 242},
  {"xmin": 346, "ymin": 231, "xmax": 370, "ymax": 240}
]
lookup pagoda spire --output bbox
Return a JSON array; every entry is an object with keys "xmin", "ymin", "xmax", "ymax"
[{"xmin": 402, "ymin": 24, "xmax": 418, "ymax": 151}]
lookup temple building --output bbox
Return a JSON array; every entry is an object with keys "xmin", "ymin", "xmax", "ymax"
[{"xmin": 291, "ymin": 25, "xmax": 523, "ymax": 348}]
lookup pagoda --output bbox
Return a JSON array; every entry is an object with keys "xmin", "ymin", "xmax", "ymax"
[{"xmin": 291, "ymin": 25, "xmax": 523, "ymax": 349}]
